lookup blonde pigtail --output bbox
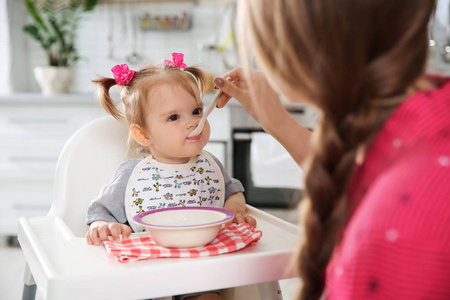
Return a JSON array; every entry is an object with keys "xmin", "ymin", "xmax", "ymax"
[{"xmin": 92, "ymin": 77, "xmax": 126, "ymax": 121}]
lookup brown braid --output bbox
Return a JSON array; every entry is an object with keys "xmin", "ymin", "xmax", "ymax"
[{"xmin": 238, "ymin": 0, "xmax": 436, "ymax": 298}]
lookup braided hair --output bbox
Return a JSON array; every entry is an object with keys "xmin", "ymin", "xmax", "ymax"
[{"xmin": 238, "ymin": 0, "xmax": 436, "ymax": 298}]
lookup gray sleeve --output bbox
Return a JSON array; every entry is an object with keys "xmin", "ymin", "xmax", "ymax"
[
  {"xmin": 85, "ymin": 158, "xmax": 142, "ymax": 226},
  {"xmin": 205, "ymin": 151, "xmax": 245, "ymax": 200}
]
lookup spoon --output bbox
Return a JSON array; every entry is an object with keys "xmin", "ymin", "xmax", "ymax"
[{"xmin": 188, "ymin": 77, "xmax": 231, "ymax": 138}]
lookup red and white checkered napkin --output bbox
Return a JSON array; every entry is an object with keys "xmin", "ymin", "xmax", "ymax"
[{"xmin": 103, "ymin": 223, "xmax": 262, "ymax": 263}]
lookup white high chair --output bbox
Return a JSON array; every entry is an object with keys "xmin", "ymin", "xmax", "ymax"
[{"xmin": 18, "ymin": 116, "xmax": 300, "ymax": 300}]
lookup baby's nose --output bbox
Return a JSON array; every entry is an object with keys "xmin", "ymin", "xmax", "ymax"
[{"xmin": 187, "ymin": 118, "xmax": 198, "ymax": 128}]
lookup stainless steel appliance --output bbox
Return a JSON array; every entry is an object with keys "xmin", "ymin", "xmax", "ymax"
[{"xmin": 230, "ymin": 102, "xmax": 318, "ymax": 208}]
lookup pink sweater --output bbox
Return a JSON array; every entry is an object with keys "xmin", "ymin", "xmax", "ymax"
[{"xmin": 326, "ymin": 79, "xmax": 450, "ymax": 299}]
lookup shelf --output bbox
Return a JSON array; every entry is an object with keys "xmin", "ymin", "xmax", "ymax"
[
  {"xmin": 0, "ymin": 93, "xmax": 97, "ymax": 105},
  {"xmin": 98, "ymin": 0, "xmax": 197, "ymax": 4},
  {"xmin": 98, "ymin": 0, "xmax": 236, "ymax": 5}
]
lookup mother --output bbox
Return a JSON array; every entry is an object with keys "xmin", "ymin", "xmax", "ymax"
[{"xmin": 216, "ymin": 0, "xmax": 450, "ymax": 299}]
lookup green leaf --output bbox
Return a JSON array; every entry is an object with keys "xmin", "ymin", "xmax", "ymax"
[
  {"xmin": 23, "ymin": 24, "xmax": 41, "ymax": 41},
  {"xmin": 84, "ymin": 0, "xmax": 98, "ymax": 12},
  {"xmin": 24, "ymin": 0, "xmax": 49, "ymax": 33},
  {"xmin": 48, "ymin": 16, "xmax": 67, "ymax": 49},
  {"xmin": 23, "ymin": 0, "xmax": 97, "ymax": 67}
]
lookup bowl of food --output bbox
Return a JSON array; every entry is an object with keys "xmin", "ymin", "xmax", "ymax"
[{"xmin": 133, "ymin": 207, "xmax": 234, "ymax": 248}]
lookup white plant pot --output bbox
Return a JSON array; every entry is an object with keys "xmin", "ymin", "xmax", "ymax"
[{"xmin": 34, "ymin": 66, "xmax": 73, "ymax": 96}]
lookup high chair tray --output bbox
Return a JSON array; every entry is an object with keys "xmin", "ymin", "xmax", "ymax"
[{"xmin": 18, "ymin": 206, "xmax": 300, "ymax": 300}]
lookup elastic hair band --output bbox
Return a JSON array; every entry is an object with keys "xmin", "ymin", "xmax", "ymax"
[
  {"xmin": 164, "ymin": 52, "xmax": 187, "ymax": 70},
  {"xmin": 111, "ymin": 64, "xmax": 135, "ymax": 86}
]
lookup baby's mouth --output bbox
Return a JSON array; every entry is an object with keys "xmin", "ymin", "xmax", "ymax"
[{"xmin": 187, "ymin": 134, "xmax": 202, "ymax": 141}]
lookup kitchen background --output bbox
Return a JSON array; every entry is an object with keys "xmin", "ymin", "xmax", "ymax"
[
  {"xmin": 2, "ymin": 0, "xmax": 240, "ymax": 94},
  {"xmin": 2, "ymin": 0, "xmax": 450, "ymax": 95},
  {"xmin": 1, "ymin": 0, "xmax": 310, "ymax": 241},
  {"xmin": 0, "ymin": 1, "xmax": 303, "ymax": 299},
  {"xmin": 1, "ymin": 0, "xmax": 450, "ymax": 299}
]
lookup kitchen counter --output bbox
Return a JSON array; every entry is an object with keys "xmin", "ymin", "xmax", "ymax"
[{"xmin": 0, "ymin": 93, "xmax": 98, "ymax": 104}]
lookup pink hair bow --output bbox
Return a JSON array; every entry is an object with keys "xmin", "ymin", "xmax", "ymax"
[
  {"xmin": 164, "ymin": 53, "xmax": 187, "ymax": 70},
  {"xmin": 111, "ymin": 64, "xmax": 136, "ymax": 86}
]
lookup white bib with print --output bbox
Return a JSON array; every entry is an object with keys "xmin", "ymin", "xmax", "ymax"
[{"xmin": 125, "ymin": 151, "xmax": 225, "ymax": 232}]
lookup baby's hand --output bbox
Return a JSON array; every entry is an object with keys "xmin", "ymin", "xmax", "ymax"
[
  {"xmin": 86, "ymin": 220, "xmax": 132, "ymax": 246},
  {"xmin": 223, "ymin": 193, "xmax": 257, "ymax": 228},
  {"xmin": 229, "ymin": 210, "xmax": 257, "ymax": 228}
]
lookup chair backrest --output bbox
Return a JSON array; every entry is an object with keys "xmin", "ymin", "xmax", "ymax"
[{"xmin": 48, "ymin": 116, "xmax": 130, "ymax": 237}]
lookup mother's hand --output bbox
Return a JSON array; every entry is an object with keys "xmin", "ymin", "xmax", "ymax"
[
  {"xmin": 215, "ymin": 68, "xmax": 283, "ymax": 128},
  {"xmin": 215, "ymin": 67, "xmax": 313, "ymax": 168}
]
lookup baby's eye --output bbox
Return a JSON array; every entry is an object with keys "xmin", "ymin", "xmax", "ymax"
[
  {"xmin": 168, "ymin": 114, "xmax": 179, "ymax": 121},
  {"xmin": 193, "ymin": 108, "xmax": 202, "ymax": 115}
]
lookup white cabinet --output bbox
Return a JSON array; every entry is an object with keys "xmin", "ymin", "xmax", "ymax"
[{"xmin": 0, "ymin": 94, "xmax": 105, "ymax": 236}]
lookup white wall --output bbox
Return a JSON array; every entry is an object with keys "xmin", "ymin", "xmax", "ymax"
[
  {"xmin": 3, "ymin": 0, "xmax": 449, "ymax": 95},
  {"xmin": 0, "ymin": 0, "xmax": 11, "ymax": 94},
  {"xmin": 3, "ymin": 1, "xmax": 238, "ymax": 94}
]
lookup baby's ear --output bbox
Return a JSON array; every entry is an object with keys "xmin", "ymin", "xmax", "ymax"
[{"xmin": 130, "ymin": 124, "xmax": 152, "ymax": 147}]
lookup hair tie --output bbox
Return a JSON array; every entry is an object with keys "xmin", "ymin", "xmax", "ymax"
[
  {"xmin": 164, "ymin": 52, "xmax": 187, "ymax": 70},
  {"xmin": 111, "ymin": 64, "xmax": 135, "ymax": 86}
]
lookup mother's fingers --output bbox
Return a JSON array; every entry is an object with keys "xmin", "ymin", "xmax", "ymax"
[
  {"xmin": 215, "ymin": 68, "xmax": 250, "ymax": 109},
  {"xmin": 215, "ymin": 77, "xmax": 247, "ymax": 108},
  {"xmin": 217, "ymin": 92, "xmax": 233, "ymax": 109},
  {"xmin": 221, "ymin": 67, "xmax": 245, "ymax": 82}
]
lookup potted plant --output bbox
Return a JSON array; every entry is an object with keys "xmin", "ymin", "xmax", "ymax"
[{"xmin": 23, "ymin": 0, "xmax": 97, "ymax": 95}]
